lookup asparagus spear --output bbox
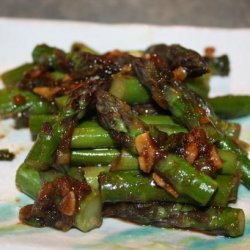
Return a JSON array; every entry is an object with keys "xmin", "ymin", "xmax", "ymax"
[
  {"xmin": 16, "ymin": 163, "xmax": 64, "ymax": 198},
  {"xmin": 218, "ymin": 149, "xmax": 238, "ymax": 175},
  {"xmin": 96, "ymin": 90, "xmax": 149, "ymax": 154},
  {"xmin": 110, "ymin": 149, "xmax": 139, "ymax": 171},
  {"xmin": 109, "ymin": 73, "xmax": 151, "ymax": 104},
  {"xmin": 99, "ymin": 170, "xmax": 191, "ymax": 204},
  {"xmin": 32, "ymin": 44, "xmax": 68, "ymax": 71},
  {"xmin": 145, "ymin": 44, "xmax": 209, "ymax": 77},
  {"xmin": 71, "ymin": 42, "xmax": 99, "ymax": 55},
  {"xmin": 99, "ymin": 170, "xmax": 236, "ymax": 207},
  {"xmin": 154, "ymin": 154, "xmax": 217, "ymax": 205},
  {"xmin": 103, "ymin": 202, "xmax": 245, "ymax": 237},
  {"xmin": 205, "ymin": 54, "xmax": 230, "ymax": 76},
  {"xmin": 71, "ymin": 148, "xmax": 120, "ymax": 166},
  {"xmin": 0, "ymin": 88, "xmax": 55, "ymax": 118},
  {"xmin": 185, "ymin": 73, "xmax": 210, "ymax": 98},
  {"xmin": 71, "ymin": 147, "xmax": 140, "ymax": 171},
  {"xmin": 96, "ymin": 91, "xmax": 219, "ymax": 204},
  {"xmin": 108, "ymin": 75, "xmax": 242, "ymax": 139},
  {"xmin": 68, "ymin": 166, "xmax": 110, "ymax": 191},
  {"xmin": 209, "ymin": 95, "xmax": 250, "ymax": 119},
  {"xmin": 71, "ymin": 123, "xmax": 116, "ymax": 149},
  {"xmin": 217, "ymin": 120, "xmax": 241, "ymax": 140},
  {"xmin": 1, "ymin": 63, "xmax": 34, "ymax": 88}
]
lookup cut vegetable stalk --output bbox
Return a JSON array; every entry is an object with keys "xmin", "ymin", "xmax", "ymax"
[
  {"xmin": 103, "ymin": 202, "xmax": 244, "ymax": 237},
  {"xmin": 154, "ymin": 154, "xmax": 218, "ymax": 205},
  {"xmin": 99, "ymin": 170, "xmax": 234, "ymax": 207}
]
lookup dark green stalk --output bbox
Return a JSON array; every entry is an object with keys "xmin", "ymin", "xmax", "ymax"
[
  {"xmin": 24, "ymin": 120, "xmax": 64, "ymax": 170},
  {"xmin": 0, "ymin": 88, "xmax": 55, "ymax": 118},
  {"xmin": 109, "ymin": 74, "xmax": 151, "ymax": 104},
  {"xmin": 68, "ymin": 166, "xmax": 110, "ymax": 191},
  {"xmin": 154, "ymin": 154, "xmax": 218, "ymax": 205},
  {"xmin": 96, "ymin": 90, "xmax": 148, "ymax": 154},
  {"xmin": 209, "ymin": 95, "xmax": 250, "ymax": 119},
  {"xmin": 106, "ymin": 70, "xmax": 250, "ymax": 122},
  {"xmin": 71, "ymin": 148, "xmax": 139, "ymax": 170},
  {"xmin": 99, "ymin": 170, "xmax": 192, "ymax": 204},
  {"xmin": 71, "ymin": 124, "xmax": 115, "ymax": 149},
  {"xmin": 218, "ymin": 149, "xmax": 238, "ymax": 175},
  {"xmin": 185, "ymin": 73, "xmax": 210, "ymax": 98},
  {"xmin": 16, "ymin": 163, "xmax": 64, "ymax": 198},
  {"xmin": 218, "ymin": 137, "xmax": 250, "ymax": 188},
  {"xmin": 145, "ymin": 43, "xmax": 209, "ymax": 77},
  {"xmin": 205, "ymin": 55, "xmax": 230, "ymax": 76},
  {"xmin": 110, "ymin": 149, "xmax": 139, "ymax": 171},
  {"xmin": 217, "ymin": 120, "xmax": 241, "ymax": 140},
  {"xmin": 32, "ymin": 44, "xmax": 68, "ymax": 71},
  {"xmin": 1, "ymin": 63, "xmax": 34, "ymax": 88},
  {"xmin": 71, "ymin": 149, "xmax": 120, "ymax": 166},
  {"xmin": 71, "ymin": 42, "xmax": 99, "ymax": 55},
  {"xmin": 99, "ymin": 170, "xmax": 234, "ymax": 207},
  {"xmin": 103, "ymin": 202, "xmax": 244, "ymax": 237},
  {"xmin": 212, "ymin": 175, "xmax": 239, "ymax": 206}
]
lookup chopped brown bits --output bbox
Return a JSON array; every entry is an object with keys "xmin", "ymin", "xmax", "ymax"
[
  {"xmin": 58, "ymin": 191, "xmax": 76, "ymax": 216},
  {"xmin": 54, "ymin": 119, "xmax": 75, "ymax": 169},
  {"xmin": 19, "ymin": 176, "xmax": 91, "ymax": 231},
  {"xmin": 41, "ymin": 122, "xmax": 53, "ymax": 136},
  {"xmin": 204, "ymin": 47, "xmax": 215, "ymax": 58},
  {"xmin": 152, "ymin": 173, "xmax": 179, "ymax": 198},
  {"xmin": 173, "ymin": 66, "xmax": 188, "ymax": 81},
  {"xmin": 199, "ymin": 116, "xmax": 211, "ymax": 125},
  {"xmin": 0, "ymin": 149, "xmax": 15, "ymax": 161},
  {"xmin": 185, "ymin": 142, "xmax": 199, "ymax": 164},
  {"xmin": 13, "ymin": 95, "xmax": 26, "ymax": 106},
  {"xmin": 208, "ymin": 144, "xmax": 223, "ymax": 170},
  {"xmin": 33, "ymin": 86, "xmax": 61, "ymax": 100},
  {"xmin": 162, "ymin": 128, "xmax": 222, "ymax": 176},
  {"xmin": 135, "ymin": 132, "xmax": 157, "ymax": 173}
]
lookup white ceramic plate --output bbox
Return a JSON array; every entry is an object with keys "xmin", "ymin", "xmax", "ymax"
[{"xmin": 0, "ymin": 18, "xmax": 250, "ymax": 250}]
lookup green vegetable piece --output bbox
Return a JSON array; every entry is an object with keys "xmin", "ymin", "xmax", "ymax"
[
  {"xmin": 155, "ymin": 154, "xmax": 218, "ymax": 205},
  {"xmin": 1, "ymin": 63, "xmax": 34, "ymax": 88},
  {"xmin": 75, "ymin": 192, "xmax": 103, "ymax": 232},
  {"xmin": 109, "ymin": 74, "xmax": 151, "ymax": 104},
  {"xmin": 209, "ymin": 95, "xmax": 250, "ymax": 119},
  {"xmin": 103, "ymin": 202, "xmax": 245, "ymax": 237}
]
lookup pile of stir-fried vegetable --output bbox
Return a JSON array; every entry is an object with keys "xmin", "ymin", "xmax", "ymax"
[{"xmin": 1, "ymin": 42, "xmax": 250, "ymax": 237}]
